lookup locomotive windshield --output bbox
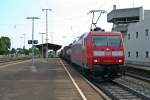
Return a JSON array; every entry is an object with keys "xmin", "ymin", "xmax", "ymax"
[{"xmin": 93, "ymin": 36, "xmax": 121, "ymax": 47}]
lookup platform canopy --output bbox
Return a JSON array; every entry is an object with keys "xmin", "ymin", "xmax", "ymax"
[{"xmin": 35, "ymin": 43, "xmax": 62, "ymax": 51}]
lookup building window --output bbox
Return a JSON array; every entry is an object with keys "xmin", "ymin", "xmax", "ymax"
[
  {"xmin": 128, "ymin": 34, "xmax": 130, "ymax": 40},
  {"xmin": 146, "ymin": 29, "xmax": 148, "ymax": 36},
  {"xmin": 136, "ymin": 51, "xmax": 139, "ymax": 58},
  {"xmin": 136, "ymin": 32, "xmax": 138, "ymax": 39},
  {"xmin": 128, "ymin": 51, "xmax": 131, "ymax": 57},
  {"xmin": 146, "ymin": 51, "xmax": 149, "ymax": 58}
]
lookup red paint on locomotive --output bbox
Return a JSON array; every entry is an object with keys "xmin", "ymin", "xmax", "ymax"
[{"xmin": 71, "ymin": 31, "xmax": 125, "ymax": 72}]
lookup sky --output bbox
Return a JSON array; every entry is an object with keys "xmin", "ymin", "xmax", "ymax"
[{"xmin": 0, "ymin": 0, "xmax": 150, "ymax": 49}]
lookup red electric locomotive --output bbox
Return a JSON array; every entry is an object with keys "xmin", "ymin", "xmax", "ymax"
[{"xmin": 70, "ymin": 31, "xmax": 125, "ymax": 77}]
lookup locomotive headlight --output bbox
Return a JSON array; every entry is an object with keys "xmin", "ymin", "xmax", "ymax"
[
  {"xmin": 94, "ymin": 59, "xmax": 98, "ymax": 63},
  {"xmin": 93, "ymin": 59, "xmax": 100, "ymax": 63},
  {"xmin": 118, "ymin": 59, "xmax": 123, "ymax": 63},
  {"xmin": 94, "ymin": 51, "xmax": 105, "ymax": 56},
  {"xmin": 112, "ymin": 51, "xmax": 123, "ymax": 56}
]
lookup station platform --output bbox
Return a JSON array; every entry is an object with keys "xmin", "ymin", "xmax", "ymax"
[{"xmin": 0, "ymin": 58, "xmax": 104, "ymax": 100}]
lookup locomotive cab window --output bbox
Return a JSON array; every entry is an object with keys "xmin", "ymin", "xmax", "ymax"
[
  {"xmin": 93, "ymin": 36, "xmax": 121, "ymax": 47},
  {"xmin": 108, "ymin": 36, "xmax": 121, "ymax": 46},
  {"xmin": 93, "ymin": 36, "xmax": 107, "ymax": 46}
]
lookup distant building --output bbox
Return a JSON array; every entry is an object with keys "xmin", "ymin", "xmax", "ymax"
[{"xmin": 107, "ymin": 6, "xmax": 150, "ymax": 66}]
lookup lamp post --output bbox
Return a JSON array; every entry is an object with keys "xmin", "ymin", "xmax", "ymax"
[
  {"xmin": 22, "ymin": 33, "xmax": 26, "ymax": 48},
  {"xmin": 42, "ymin": 8, "xmax": 52, "ymax": 61},
  {"xmin": 26, "ymin": 17, "xmax": 40, "ymax": 66},
  {"xmin": 39, "ymin": 33, "xmax": 46, "ymax": 58}
]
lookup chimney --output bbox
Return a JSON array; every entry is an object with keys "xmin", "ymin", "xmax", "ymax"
[{"xmin": 113, "ymin": 5, "xmax": 116, "ymax": 10}]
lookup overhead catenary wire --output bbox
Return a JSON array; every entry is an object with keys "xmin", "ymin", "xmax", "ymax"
[{"xmin": 68, "ymin": 0, "xmax": 113, "ymax": 37}]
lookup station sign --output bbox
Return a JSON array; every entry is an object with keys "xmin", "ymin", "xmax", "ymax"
[
  {"xmin": 28, "ymin": 40, "xmax": 38, "ymax": 44},
  {"xmin": 33, "ymin": 40, "xmax": 38, "ymax": 44},
  {"xmin": 28, "ymin": 40, "xmax": 32, "ymax": 44}
]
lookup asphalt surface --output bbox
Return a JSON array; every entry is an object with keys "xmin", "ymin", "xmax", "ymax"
[{"xmin": 0, "ymin": 58, "xmax": 103, "ymax": 100}]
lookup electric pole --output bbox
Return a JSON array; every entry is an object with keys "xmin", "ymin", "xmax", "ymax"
[
  {"xmin": 22, "ymin": 33, "xmax": 26, "ymax": 48},
  {"xmin": 42, "ymin": 8, "xmax": 52, "ymax": 61},
  {"xmin": 39, "ymin": 33, "xmax": 46, "ymax": 58},
  {"xmin": 26, "ymin": 17, "xmax": 40, "ymax": 66}
]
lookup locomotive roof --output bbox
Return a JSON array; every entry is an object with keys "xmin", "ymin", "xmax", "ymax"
[
  {"xmin": 82, "ymin": 31, "xmax": 121, "ymax": 38},
  {"xmin": 73, "ymin": 31, "xmax": 122, "ymax": 45},
  {"xmin": 89, "ymin": 31, "xmax": 121, "ymax": 36}
]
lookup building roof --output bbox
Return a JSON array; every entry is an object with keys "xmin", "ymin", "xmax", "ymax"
[
  {"xmin": 107, "ymin": 7, "xmax": 143, "ymax": 24},
  {"xmin": 35, "ymin": 43, "xmax": 62, "ymax": 51}
]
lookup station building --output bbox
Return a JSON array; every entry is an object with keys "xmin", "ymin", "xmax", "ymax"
[{"xmin": 107, "ymin": 6, "xmax": 150, "ymax": 66}]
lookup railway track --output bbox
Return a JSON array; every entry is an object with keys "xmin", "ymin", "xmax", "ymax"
[
  {"xmin": 85, "ymin": 74, "xmax": 149, "ymax": 100},
  {"xmin": 99, "ymin": 80, "xmax": 149, "ymax": 100},
  {"xmin": 126, "ymin": 66, "xmax": 150, "ymax": 79},
  {"xmin": 92, "ymin": 66, "xmax": 150, "ymax": 99},
  {"xmin": 126, "ymin": 72, "xmax": 150, "ymax": 83},
  {"xmin": 62, "ymin": 60, "xmax": 150, "ymax": 100},
  {"xmin": 82, "ymin": 71, "xmax": 150, "ymax": 100},
  {"xmin": 114, "ymin": 75, "xmax": 150, "ymax": 99}
]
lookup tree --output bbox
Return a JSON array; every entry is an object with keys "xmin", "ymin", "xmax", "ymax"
[
  {"xmin": 1, "ymin": 37, "xmax": 11, "ymax": 49},
  {"xmin": 0, "ymin": 39, "xmax": 5, "ymax": 54},
  {"xmin": 34, "ymin": 48, "xmax": 40, "ymax": 55},
  {"xmin": 10, "ymin": 48, "xmax": 16, "ymax": 54},
  {"xmin": 23, "ymin": 48, "xmax": 29, "ymax": 55},
  {"xmin": 0, "ymin": 36, "xmax": 11, "ymax": 55},
  {"xmin": 28, "ymin": 47, "xmax": 40, "ymax": 56},
  {"xmin": 16, "ymin": 48, "xmax": 23, "ymax": 54}
]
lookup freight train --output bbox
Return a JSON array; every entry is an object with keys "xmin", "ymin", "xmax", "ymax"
[{"xmin": 60, "ymin": 31, "xmax": 126, "ymax": 79}]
